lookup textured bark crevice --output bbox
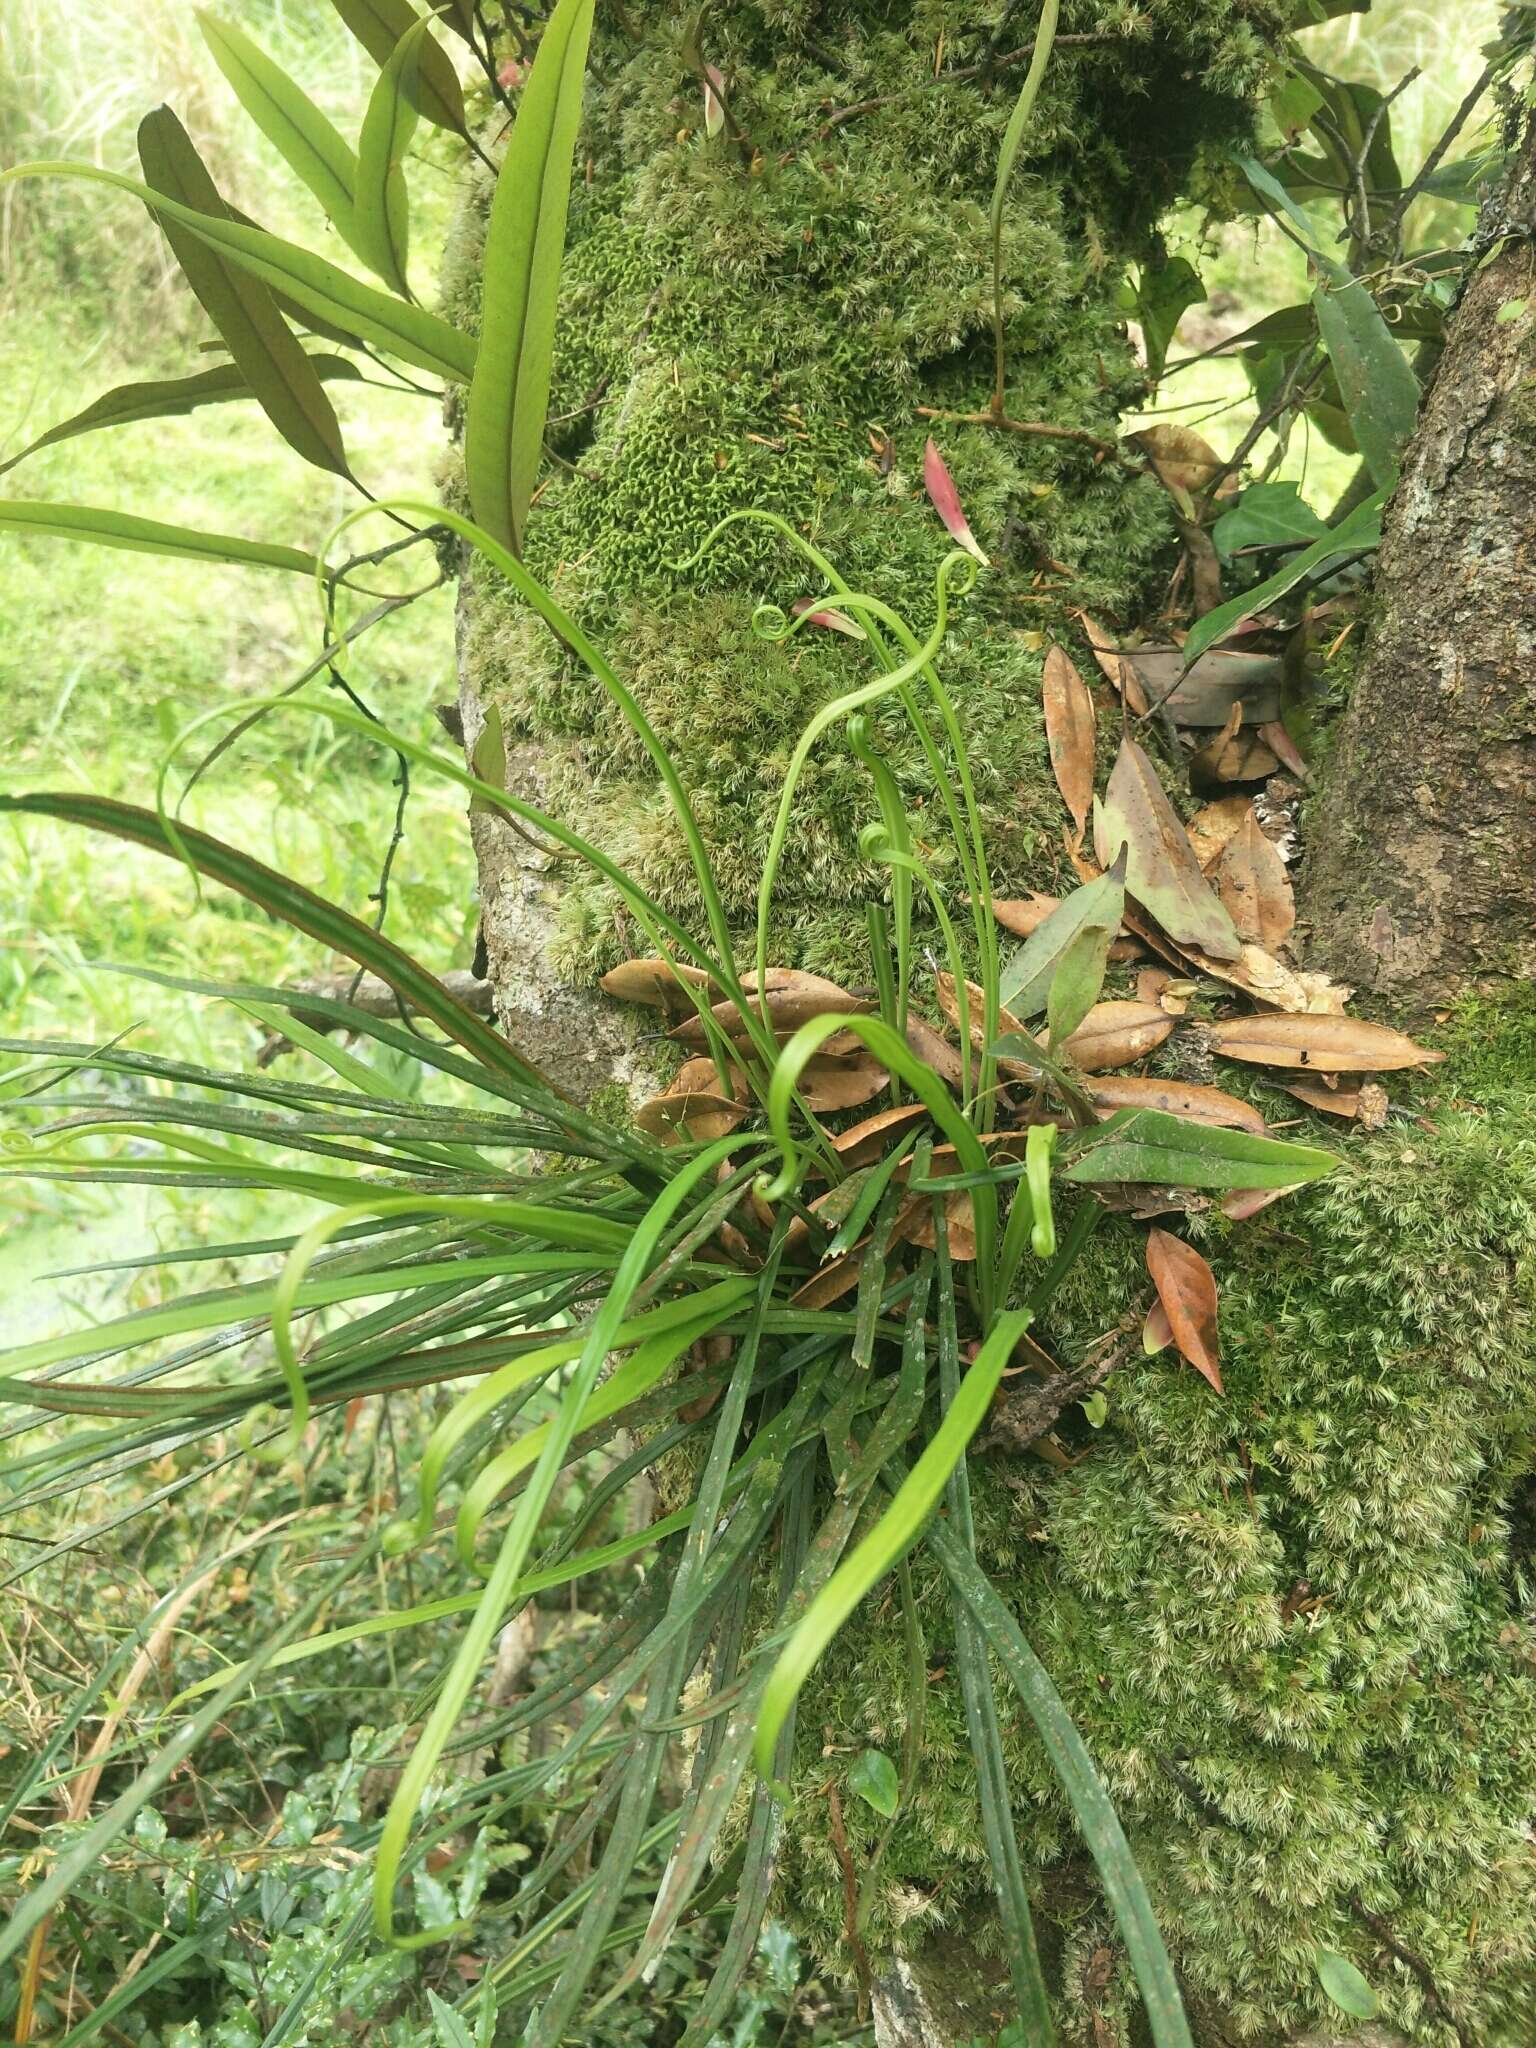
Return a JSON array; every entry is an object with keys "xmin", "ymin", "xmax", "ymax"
[{"xmin": 1300, "ymin": 120, "xmax": 1536, "ymax": 1014}]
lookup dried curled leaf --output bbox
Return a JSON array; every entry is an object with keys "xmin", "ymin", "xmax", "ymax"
[
  {"xmin": 1088, "ymin": 1075, "xmax": 1265, "ymax": 1134},
  {"xmin": 1100, "ymin": 736, "xmax": 1242, "ymax": 960},
  {"xmin": 1042, "ymin": 643, "xmax": 1096, "ymax": 842},
  {"xmin": 1186, "ymin": 796, "xmax": 1257, "ymax": 871},
  {"xmin": 1145, "ymin": 1227, "xmax": 1223, "ymax": 1392},
  {"xmin": 1060, "ymin": 1001, "xmax": 1175, "ymax": 1074},
  {"xmin": 1208, "ymin": 1013, "xmax": 1444, "ymax": 1073},
  {"xmin": 635, "ymin": 1089, "xmax": 745, "ymax": 1145},
  {"xmin": 1126, "ymin": 423, "xmax": 1234, "ymax": 502},
  {"xmin": 934, "ymin": 973, "xmax": 1024, "ymax": 1049},
  {"xmin": 831, "ymin": 1102, "xmax": 931, "ymax": 1167},
  {"xmin": 599, "ymin": 957, "xmax": 719, "ymax": 1009},
  {"xmin": 669, "ymin": 971, "xmax": 872, "ymax": 1045},
  {"xmin": 1182, "ymin": 942, "xmax": 1345, "ymax": 1015},
  {"xmin": 1189, "ymin": 704, "xmax": 1282, "ymax": 792}
]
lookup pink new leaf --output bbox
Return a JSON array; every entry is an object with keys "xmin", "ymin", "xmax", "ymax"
[{"xmin": 922, "ymin": 438, "xmax": 989, "ymax": 565}]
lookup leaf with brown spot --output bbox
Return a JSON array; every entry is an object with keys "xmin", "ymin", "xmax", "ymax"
[
  {"xmin": 1100, "ymin": 737, "xmax": 1242, "ymax": 959},
  {"xmin": 1208, "ymin": 1014, "xmax": 1444, "ymax": 1073},
  {"xmin": 599, "ymin": 957, "xmax": 719, "ymax": 1009},
  {"xmin": 1060, "ymin": 1000, "xmax": 1174, "ymax": 1073},
  {"xmin": 1211, "ymin": 808, "xmax": 1294, "ymax": 951},
  {"xmin": 1145, "ymin": 1228, "xmax": 1223, "ymax": 1392},
  {"xmin": 1088, "ymin": 1075, "xmax": 1266, "ymax": 1133},
  {"xmin": 1076, "ymin": 612, "xmax": 1150, "ymax": 714},
  {"xmin": 1186, "ymin": 796, "xmax": 1255, "ymax": 871},
  {"xmin": 1042, "ymin": 644, "xmax": 1096, "ymax": 842},
  {"xmin": 635, "ymin": 1090, "xmax": 745, "ymax": 1145}
]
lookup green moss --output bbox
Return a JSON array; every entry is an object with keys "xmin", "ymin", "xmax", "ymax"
[
  {"xmin": 775, "ymin": 1014, "xmax": 1536, "ymax": 2042},
  {"xmin": 447, "ymin": 1, "xmax": 1284, "ymax": 983}
]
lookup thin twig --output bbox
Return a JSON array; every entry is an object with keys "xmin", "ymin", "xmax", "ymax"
[
  {"xmin": 1374, "ymin": 59, "xmax": 1497, "ymax": 256},
  {"xmin": 914, "ymin": 404, "xmax": 1119, "ymax": 461}
]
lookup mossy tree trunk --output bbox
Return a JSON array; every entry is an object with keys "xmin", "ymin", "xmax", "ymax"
[
  {"xmin": 448, "ymin": 11, "xmax": 1536, "ymax": 2048},
  {"xmin": 450, "ymin": 0, "xmax": 1280, "ymax": 1092},
  {"xmin": 1299, "ymin": 117, "xmax": 1536, "ymax": 1015}
]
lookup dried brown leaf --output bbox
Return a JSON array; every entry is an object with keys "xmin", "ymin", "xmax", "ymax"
[
  {"xmin": 830, "ymin": 1102, "xmax": 932, "ymax": 1167},
  {"xmin": 1088, "ymin": 1075, "xmax": 1266, "ymax": 1133},
  {"xmin": 1145, "ymin": 1227, "xmax": 1223, "ymax": 1392},
  {"xmin": 669, "ymin": 971, "xmax": 872, "ymax": 1045},
  {"xmin": 1125, "ymin": 423, "xmax": 1234, "ymax": 500},
  {"xmin": 600, "ymin": 957, "xmax": 719, "ymax": 1009},
  {"xmin": 1061, "ymin": 1000, "xmax": 1175, "ymax": 1073},
  {"xmin": 1211, "ymin": 809, "xmax": 1295, "ymax": 952},
  {"xmin": 1143, "ymin": 1299, "xmax": 1173, "ymax": 1354},
  {"xmin": 1186, "ymin": 796, "xmax": 1255, "ymax": 871},
  {"xmin": 634, "ymin": 1090, "xmax": 745, "ymax": 1146},
  {"xmin": 796, "ymin": 1052, "xmax": 890, "ymax": 1112},
  {"xmin": 1043, "ymin": 643, "xmax": 1096, "ymax": 842},
  {"xmin": 1182, "ymin": 942, "xmax": 1346, "ymax": 1015},
  {"xmin": 1076, "ymin": 612, "xmax": 1150, "ymax": 715},
  {"xmin": 1188, "ymin": 703, "xmax": 1282, "ymax": 791},
  {"xmin": 1220, "ymin": 1185, "xmax": 1298, "ymax": 1221},
  {"xmin": 1208, "ymin": 1013, "xmax": 1444, "ymax": 1073}
]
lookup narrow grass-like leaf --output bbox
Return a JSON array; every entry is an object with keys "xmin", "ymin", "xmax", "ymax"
[
  {"xmin": 198, "ymin": 12, "xmax": 360, "ymax": 246},
  {"xmin": 0, "ymin": 357, "xmax": 362, "ymax": 479},
  {"xmin": 1180, "ymin": 490, "xmax": 1385, "ymax": 668},
  {"xmin": 464, "ymin": 0, "xmax": 595, "ymax": 552},
  {"xmin": 988, "ymin": 0, "xmax": 1061, "ymax": 410},
  {"xmin": 928, "ymin": 1526, "xmax": 1194, "ymax": 2048},
  {"xmin": 0, "ymin": 792, "xmax": 555, "ymax": 1092},
  {"xmin": 934, "ymin": 1240, "xmax": 1054, "ymax": 2043},
  {"xmin": 353, "ymin": 18, "xmax": 426, "ymax": 295},
  {"xmin": 0, "ymin": 160, "xmax": 475, "ymax": 382},
  {"xmin": 0, "ymin": 501, "xmax": 317, "ymax": 573},
  {"xmin": 110, "ymin": 100, "xmax": 353, "ymax": 476},
  {"xmin": 752, "ymin": 1307, "xmax": 1030, "ymax": 1781},
  {"xmin": 0, "ymin": 1544, "xmax": 372, "ymax": 1981},
  {"xmin": 371, "ymin": 1137, "xmax": 752, "ymax": 1949},
  {"xmin": 329, "ymin": 0, "xmax": 469, "ymax": 135}
]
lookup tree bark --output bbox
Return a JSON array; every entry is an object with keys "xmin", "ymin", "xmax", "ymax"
[{"xmin": 1300, "ymin": 119, "xmax": 1536, "ymax": 1013}]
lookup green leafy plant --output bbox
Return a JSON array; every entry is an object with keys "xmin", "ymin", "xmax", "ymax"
[{"xmin": 0, "ymin": 9, "xmax": 1353, "ymax": 2044}]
